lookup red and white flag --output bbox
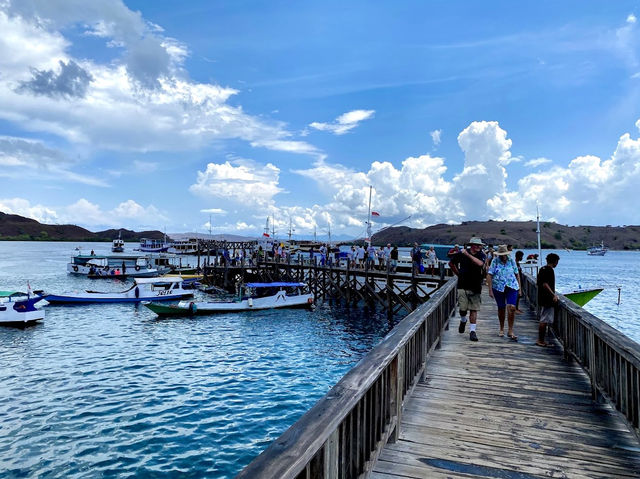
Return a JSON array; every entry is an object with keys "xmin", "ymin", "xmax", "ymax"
[
  {"xmin": 262, "ymin": 233, "xmax": 270, "ymax": 237},
  {"xmin": 371, "ymin": 211, "xmax": 380, "ymax": 217}
]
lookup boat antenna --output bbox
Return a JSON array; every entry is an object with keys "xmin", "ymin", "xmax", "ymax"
[
  {"xmin": 328, "ymin": 220, "xmax": 332, "ymax": 247},
  {"xmin": 314, "ymin": 225, "xmax": 317, "ymax": 243},
  {"xmin": 536, "ymin": 204, "xmax": 542, "ymax": 273},
  {"xmin": 366, "ymin": 185, "xmax": 372, "ymax": 247},
  {"xmin": 271, "ymin": 215, "xmax": 276, "ymax": 239}
]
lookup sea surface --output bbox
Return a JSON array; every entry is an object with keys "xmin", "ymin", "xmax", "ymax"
[
  {"xmin": 0, "ymin": 242, "xmax": 400, "ymax": 478},
  {"xmin": 0, "ymin": 242, "xmax": 638, "ymax": 478}
]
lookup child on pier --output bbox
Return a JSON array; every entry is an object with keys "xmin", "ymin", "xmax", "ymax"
[{"xmin": 536, "ymin": 253, "xmax": 560, "ymax": 347}]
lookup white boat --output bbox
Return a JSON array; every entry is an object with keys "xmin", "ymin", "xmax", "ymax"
[
  {"xmin": 167, "ymin": 239, "xmax": 198, "ymax": 255},
  {"xmin": 138, "ymin": 238, "xmax": 170, "ymax": 253},
  {"xmin": 67, "ymin": 254, "xmax": 168, "ymax": 278},
  {"xmin": 144, "ymin": 282, "xmax": 314, "ymax": 316},
  {"xmin": 112, "ymin": 231, "xmax": 125, "ymax": 253},
  {"xmin": 587, "ymin": 241, "xmax": 608, "ymax": 256},
  {"xmin": 0, "ymin": 291, "xmax": 45, "ymax": 326},
  {"xmin": 43, "ymin": 277, "xmax": 194, "ymax": 304}
]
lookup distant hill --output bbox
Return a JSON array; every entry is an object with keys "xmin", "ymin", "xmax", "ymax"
[
  {"xmin": 372, "ymin": 220, "xmax": 640, "ymax": 251},
  {"xmin": 0, "ymin": 212, "xmax": 166, "ymax": 242}
]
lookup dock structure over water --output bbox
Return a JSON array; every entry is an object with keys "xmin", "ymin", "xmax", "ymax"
[
  {"xmin": 204, "ymin": 259, "xmax": 444, "ymax": 314},
  {"xmin": 236, "ymin": 274, "xmax": 640, "ymax": 478}
]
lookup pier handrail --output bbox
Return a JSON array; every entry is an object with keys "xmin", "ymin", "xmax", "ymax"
[
  {"xmin": 521, "ymin": 272, "xmax": 640, "ymax": 439},
  {"xmin": 236, "ymin": 276, "xmax": 458, "ymax": 479}
]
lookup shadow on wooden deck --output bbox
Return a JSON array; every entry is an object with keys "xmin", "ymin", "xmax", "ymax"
[{"xmin": 371, "ymin": 289, "xmax": 640, "ymax": 479}]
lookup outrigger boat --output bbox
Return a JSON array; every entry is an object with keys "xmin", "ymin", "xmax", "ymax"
[
  {"xmin": 144, "ymin": 282, "xmax": 314, "ymax": 316},
  {"xmin": 42, "ymin": 277, "xmax": 193, "ymax": 304},
  {"xmin": 563, "ymin": 287, "xmax": 604, "ymax": 307},
  {"xmin": 0, "ymin": 291, "xmax": 45, "ymax": 326}
]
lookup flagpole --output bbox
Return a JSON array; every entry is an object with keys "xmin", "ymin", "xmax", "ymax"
[{"xmin": 366, "ymin": 185, "xmax": 372, "ymax": 247}]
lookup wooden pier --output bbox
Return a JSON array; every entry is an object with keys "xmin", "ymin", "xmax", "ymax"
[
  {"xmin": 236, "ymin": 274, "xmax": 640, "ymax": 479},
  {"xmin": 203, "ymin": 259, "xmax": 443, "ymax": 314}
]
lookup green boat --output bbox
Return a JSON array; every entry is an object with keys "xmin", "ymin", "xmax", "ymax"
[{"xmin": 563, "ymin": 288, "xmax": 603, "ymax": 307}]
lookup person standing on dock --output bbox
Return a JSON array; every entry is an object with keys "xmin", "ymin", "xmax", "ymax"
[
  {"xmin": 390, "ymin": 245, "xmax": 398, "ymax": 272},
  {"xmin": 536, "ymin": 253, "xmax": 560, "ymax": 347},
  {"xmin": 411, "ymin": 243, "xmax": 423, "ymax": 276},
  {"xmin": 486, "ymin": 245, "xmax": 521, "ymax": 340},
  {"xmin": 449, "ymin": 237, "xmax": 486, "ymax": 342}
]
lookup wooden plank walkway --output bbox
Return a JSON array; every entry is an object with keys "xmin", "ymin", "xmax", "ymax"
[{"xmin": 371, "ymin": 289, "xmax": 640, "ymax": 479}]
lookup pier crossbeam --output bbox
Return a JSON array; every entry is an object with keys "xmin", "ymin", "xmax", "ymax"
[{"xmin": 203, "ymin": 261, "xmax": 443, "ymax": 313}]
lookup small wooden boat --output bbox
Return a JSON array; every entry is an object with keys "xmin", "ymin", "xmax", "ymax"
[
  {"xmin": 563, "ymin": 287, "xmax": 604, "ymax": 307},
  {"xmin": 144, "ymin": 282, "xmax": 314, "ymax": 316},
  {"xmin": 112, "ymin": 231, "xmax": 125, "ymax": 253},
  {"xmin": 0, "ymin": 291, "xmax": 45, "ymax": 326},
  {"xmin": 42, "ymin": 277, "xmax": 194, "ymax": 304}
]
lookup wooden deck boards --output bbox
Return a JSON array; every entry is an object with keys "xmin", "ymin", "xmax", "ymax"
[{"xmin": 371, "ymin": 290, "xmax": 640, "ymax": 479}]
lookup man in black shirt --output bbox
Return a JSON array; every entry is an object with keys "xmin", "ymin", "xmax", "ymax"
[
  {"xmin": 536, "ymin": 253, "xmax": 560, "ymax": 347},
  {"xmin": 449, "ymin": 237, "xmax": 487, "ymax": 342}
]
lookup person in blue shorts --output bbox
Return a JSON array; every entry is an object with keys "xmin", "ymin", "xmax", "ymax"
[{"xmin": 487, "ymin": 244, "xmax": 521, "ymax": 340}]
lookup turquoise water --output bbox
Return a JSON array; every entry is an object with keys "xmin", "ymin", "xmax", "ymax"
[{"xmin": 0, "ymin": 242, "xmax": 399, "ymax": 478}]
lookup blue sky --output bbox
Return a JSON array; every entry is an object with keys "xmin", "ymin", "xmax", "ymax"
[{"xmin": 1, "ymin": 1, "xmax": 640, "ymax": 239}]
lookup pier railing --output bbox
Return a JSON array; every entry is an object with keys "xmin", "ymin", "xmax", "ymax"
[
  {"xmin": 235, "ymin": 276, "xmax": 458, "ymax": 479},
  {"xmin": 521, "ymin": 273, "xmax": 640, "ymax": 439}
]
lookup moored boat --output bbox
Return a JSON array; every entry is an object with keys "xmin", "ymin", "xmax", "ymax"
[
  {"xmin": 43, "ymin": 277, "xmax": 194, "ymax": 304},
  {"xmin": 67, "ymin": 254, "xmax": 171, "ymax": 278},
  {"xmin": 138, "ymin": 237, "xmax": 170, "ymax": 253},
  {"xmin": 167, "ymin": 239, "xmax": 198, "ymax": 255},
  {"xmin": 0, "ymin": 291, "xmax": 45, "ymax": 326},
  {"xmin": 144, "ymin": 282, "xmax": 314, "ymax": 316}
]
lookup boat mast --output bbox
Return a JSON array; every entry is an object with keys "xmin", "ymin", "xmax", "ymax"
[
  {"xmin": 328, "ymin": 221, "xmax": 332, "ymax": 248},
  {"xmin": 366, "ymin": 185, "xmax": 372, "ymax": 247}
]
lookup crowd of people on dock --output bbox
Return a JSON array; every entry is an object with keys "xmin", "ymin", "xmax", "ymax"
[{"xmin": 449, "ymin": 236, "xmax": 558, "ymax": 346}]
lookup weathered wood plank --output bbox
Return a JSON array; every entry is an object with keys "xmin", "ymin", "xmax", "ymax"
[{"xmin": 371, "ymin": 288, "xmax": 640, "ymax": 478}]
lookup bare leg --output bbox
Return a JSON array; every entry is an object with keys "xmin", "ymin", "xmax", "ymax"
[
  {"xmin": 497, "ymin": 308, "xmax": 505, "ymax": 334},
  {"xmin": 507, "ymin": 305, "xmax": 516, "ymax": 339}
]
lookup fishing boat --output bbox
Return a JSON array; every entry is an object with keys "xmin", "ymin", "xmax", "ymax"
[
  {"xmin": 0, "ymin": 291, "xmax": 45, "ymax": 326},
  {"xmin": 111, "ymin": 231, "xmax": 125, "ymax": 253},
  {"xmin": 67, "ymin": 254, "xmax": 167, "ymax": 277},
  {"xmin": 587, "ymin": 241, "xmax": 608, "ymax": 256},
  {"xmin": 144, "ymin": 282, "xmax": 314, "ymax": 316},
  {"xmin": 563, "ymin": 287, "xmax": 604, "ymax": 307},
  {"xmin": 42, "ymin": 277, "xmax": 193, "ymax": 304}
]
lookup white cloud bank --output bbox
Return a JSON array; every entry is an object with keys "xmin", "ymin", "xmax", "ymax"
[
  {"xmin": 310, "ymin": 109, "xmax": 375, "ymax": 135},
  {"xmin": 6, "ymin": 119, "xmax": 640, "ymax": 234},
  {"xmin": 0, "ymin": 2, "xmax": 320, "ymax": 156}
]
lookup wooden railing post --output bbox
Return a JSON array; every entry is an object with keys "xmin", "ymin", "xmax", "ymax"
[
  {"xmin": 323, "ymin": 429, "xmax": 339, "ymax": 479},
  {"xmin": 390, "ymin": 347, "xmax": 405, "ymax": 443}
]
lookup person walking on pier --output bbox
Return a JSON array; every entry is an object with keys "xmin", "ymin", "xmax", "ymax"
[
  {"xmin": 411, "ymin": 243, "xmax": 423, "ymax": 276},
  {"xmin": 536, "ymin": 253, "xmax": 560, "ymax": 347},
  {"xmin": 449, "ymin": 237, "xmax": 486, "ymax": 342},
  {"xmin": 390, "ymin": 245, "xmax": 398, "ymax": 272},
  {"xmin": 486, "ymin": 245, "xmax": 521, "ymax": 340}
]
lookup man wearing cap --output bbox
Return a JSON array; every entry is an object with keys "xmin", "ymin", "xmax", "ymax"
[{"xmin": 449, "ymin": 237, "xmax": 487, "ymax": 341}]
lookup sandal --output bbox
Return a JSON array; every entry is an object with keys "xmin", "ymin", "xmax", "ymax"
[
  {"xmin": 498, "ymin": 331, "xmax": 504, "ymax": 337},
  {"xmin": 508, "ymin": 333, "xmax": 518, "ymax": 341},
  {"xmin": 535, "ymin": 341, "xmax": 547, "ymax": 347}
]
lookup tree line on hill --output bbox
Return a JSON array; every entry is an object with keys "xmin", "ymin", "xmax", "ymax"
[
  {"xmin": 0, "ymin": 212, "xmax": 165, "ymax": 242},
  {"xmin": 371, "ymin": 220, "xmax": 640, "ymax": 251}
]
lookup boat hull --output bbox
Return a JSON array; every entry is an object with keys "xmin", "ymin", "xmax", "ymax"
[
  {"xmin": 44, "ymin": 292, "xmax": 193, "ymax": 304},
  {"xmin": 0, "ymin": 298, "xmax": 45, "ymax": 326},
  {"xmin": 145, "ymin": 293, "xmax": 314, "ymax": 316}
]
